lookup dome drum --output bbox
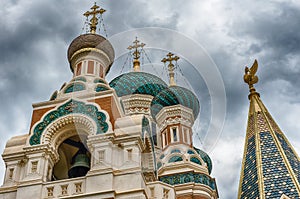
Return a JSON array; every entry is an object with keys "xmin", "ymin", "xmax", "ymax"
[{"xmin": 68, "ymin": 34, "xmax": 115, "ymax": 76}]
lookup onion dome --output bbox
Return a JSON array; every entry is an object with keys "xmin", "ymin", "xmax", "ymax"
[
  {"xmin": 109, "ymin": 72, "xmax": 168, "ymax": 97},
  {"xmin": 67, "ymin": 33, "xmax": 115, "ymax": 73},
  {"xmin": 150, "ymin": 86, "xmax": 200, "ymax": 119}
]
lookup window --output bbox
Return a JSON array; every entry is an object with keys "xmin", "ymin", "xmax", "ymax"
[
  {"xmin": 87, "ymin": 61, "xmax": 94, "ymax": 74},
  {"xmin": 162, "ymin": 130, "xmax": 166, "ymax": 148},
  {"xmin": 183, "ymin": 127, "xmax": 190, "ymax": 144},
  {"xmin": 99, "ymin": 65, "xmax": 104, "ymax": 77},
  {"xmin": 76, "ymin": 62, "xmax": 82, "ymax": 76},
  {"xmin": 171, "ymin": 127, "xmax": 178, "ymax": 143},
  {"xmin": 151, "ymin": 122, "xmax": 157, "ymax": 146}
]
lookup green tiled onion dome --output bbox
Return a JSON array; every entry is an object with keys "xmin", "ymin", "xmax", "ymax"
[
  {"xmin": 109, "ymin": 72, "xmax": 168, "ymax": 97},
  {"xmin": 150, "ymin": 86, "xmax": 200, "ymax": 119},
  {"xmin": 194, "ymin": 147, "xmax": 212, "ymax": 174}
]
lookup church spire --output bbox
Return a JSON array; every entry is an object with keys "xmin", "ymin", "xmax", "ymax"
[
  {"xmin": 161, "ymin": 52, "xmax": 179, "ymax": 86},
  {"xmin": 238, "ymin": 60, "xmax": 300, "ymax": 198},
  {"xmin": 127, "ymin": 37, "xmax": 145, "ymax": 72},
  {"xmin": 83, "ymin": 3, "xmax": 106, "ymax": 34}
]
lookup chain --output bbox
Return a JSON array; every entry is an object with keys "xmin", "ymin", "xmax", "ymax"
[
  {"xmin": 99, "ymin": 14, "xmax": 108, "ymax": 37},
  {"xmin": 81, "ymin": 17, "xmax": 90, "ymax": 34},
  {"xmin": 119, "ymin": 52, "xmax": 131, "ymax": 75},
  {"xmin": 195, "ymin": 132, "xmax": 204, "ymax": 146},
  {"xmin": 177, "ymin": 63, "xmax": 192, "ymax": 89},
  {"xmin": 141, "ymin": 48, "xmax": 145, "ymax": 66},
  {"xmin": 141, "ymin": 49, "xmax": 160, "ymax": 76}
]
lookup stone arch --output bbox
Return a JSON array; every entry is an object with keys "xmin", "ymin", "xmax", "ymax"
[
  {"xmin": 41, "ymin": 114, "xmax": 97, "ymax": 151},
  {"xmin": 39, "ymin": 115, "xmax": 96, "ymax": 180}
]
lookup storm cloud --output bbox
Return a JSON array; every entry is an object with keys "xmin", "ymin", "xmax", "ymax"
[{"xmin": 1, "ymin": 0, "xmax": 300, "ymax": 198}]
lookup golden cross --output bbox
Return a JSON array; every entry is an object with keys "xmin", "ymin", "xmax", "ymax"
[
  {"xmin": 127, "ymin": 37, "xmax": 146, "ymax": 72},
  {"xmin": 161, "ymin": 52, "xmax": 180, "ymax": 86},
  {"xmin": 84, "ymin": 3, "xmax": 106, "ymax": 34}
]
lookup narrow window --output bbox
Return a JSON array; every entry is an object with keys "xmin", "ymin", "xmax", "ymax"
[
  {"xmin": 171, "ymin": 127, "xmax": 178, "ymax": 142},
  {"xmin": 162, "ymin": 132, "xmax": 166, "ymax": 148},
  {"xmin": 152, "ymin": 122, "xmax": 157, "ymax": 146},
  {"xmin": 87, "ymin": 61, "xmax": 94, "ymax": 74},
  {"xmin": 76, "ymin": 62, "xmax": 82, "ymax": 76},
  {"xmin": 99, "ymin": 65, "xmax": 104, "ymax": 77},
  {"xmin": 167, "ymin": 131, "xmax": 171, "ymax": 145},
  {"xmin": 187, "ymin": 130, "xmax": 191, "ymax": 144}
]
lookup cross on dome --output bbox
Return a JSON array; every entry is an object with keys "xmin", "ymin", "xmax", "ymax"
[
  {"xmin": 83, "ymin": 3, "xmax": 106, "ymax": 34},
  {"xmin": 127, "ymin": 37, "xmax": 146, "ymax": 72},
  {"xmin": 161, "ymin": 52, "xmax": 180, "ymax": 86}
]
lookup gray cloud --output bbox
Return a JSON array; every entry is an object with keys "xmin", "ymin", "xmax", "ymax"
[{"xmin": 1, "ymin": 1, "xmax": 300, "ymax": 199}]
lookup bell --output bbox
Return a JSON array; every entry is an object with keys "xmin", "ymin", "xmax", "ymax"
[{"xmin": 68, "ymin": 153, "xmax": 90, "ymax": 178}]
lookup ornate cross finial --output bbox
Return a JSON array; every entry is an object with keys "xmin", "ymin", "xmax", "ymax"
[
  {"xmin": 161, "ymin": 52, "xmax": 180, "ymax": 86},
  {"xmin": 127, "ymin": 37, "xmax": 145, "ymax": 72},
  {"xmin": 83, "ymin": 3, "xmax": 106, "ymax": 34},
  {"xmin": 244, "ymin": 59, "xmax": 260, "ymax": 98}
]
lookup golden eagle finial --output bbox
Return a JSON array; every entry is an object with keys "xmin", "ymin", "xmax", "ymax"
[{"xmin": 244, "ymin": 59, "xmax": 259, "ymax": 89}]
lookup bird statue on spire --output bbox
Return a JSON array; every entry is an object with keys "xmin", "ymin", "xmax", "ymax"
[{"xmin": 244, "ymin": 59, "xmax": 259, "ymax": 90}]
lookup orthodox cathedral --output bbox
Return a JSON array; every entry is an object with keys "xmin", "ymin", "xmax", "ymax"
[{"xmin": 0, "ymin": 3, "xmax": 299, "ymax": 199}]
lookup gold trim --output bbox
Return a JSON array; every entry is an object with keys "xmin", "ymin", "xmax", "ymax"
[
  {"xmin": 253, "ymin": 96, "xmax": 265, "ymax": 199},
  {"xmin": 70, "ymin": 47, "xmax": 110, "ymax": 63},
  {"xmin": 237, "ymin": 101, "xmax": 254, "ymax": 197}
]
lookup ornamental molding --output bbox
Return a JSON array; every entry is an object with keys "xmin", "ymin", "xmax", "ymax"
[
  {"xmin": 127, "ymin": 107, "xmax": 150, "ymax": 115},
  {"xmin": 159, "ymin": 171, "xmax": 217, "ymax": 191},
  {"xmin": 23, "ymin": 144, "xmax": 58, "ymax": 163},
  {"xmin": 121, "ymin": 94, "xmax": 153, "ymax": 115},
  {"xmin": 156, "ymin": 105, "xmax": 194, "ymax": 128}
]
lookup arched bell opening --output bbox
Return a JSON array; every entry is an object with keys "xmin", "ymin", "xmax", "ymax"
[{"xmin": 52, "ymin": 133, "xmax": 91, "ymax": 181}]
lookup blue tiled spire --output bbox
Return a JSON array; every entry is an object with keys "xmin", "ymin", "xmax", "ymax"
[{"xmin": 239, "ymin": 62, "xmax": 300, "ymax": 198}]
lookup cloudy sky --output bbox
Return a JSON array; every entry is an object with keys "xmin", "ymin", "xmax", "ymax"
[{"xmin": 1, "ymin": 0, "xmax": 300, "ymax": 198}]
